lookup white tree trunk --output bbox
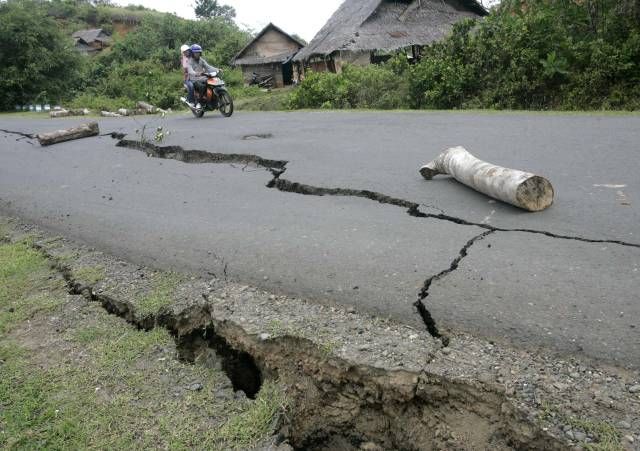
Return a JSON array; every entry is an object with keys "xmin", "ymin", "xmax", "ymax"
[
  {"xmin": 136, "ymin": 101, "xmax": 157, "ymax": 113},
  {"xmin": 101, "ymin": 111, "xmax": 122, "ymax": 117},
  {"xmin": 420, "ymin": 146, "xmax": 554, "ymax": 212},
  {"xmin": 37, "ymin": 122, "xmax": 100, "ymax": 146}
]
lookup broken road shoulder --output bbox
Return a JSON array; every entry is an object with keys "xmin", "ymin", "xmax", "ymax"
[{"xmin": 1, "ymin": 218, "xmax": 638, "ymax": 450}]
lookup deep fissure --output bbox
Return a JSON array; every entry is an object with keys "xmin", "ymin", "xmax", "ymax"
[
  {"xmin": 30, "ymin": 242, "xmax": 262, "ymax": 399},
  {"xmin": 12, "ymin": 237, "xmax": 567, "ymax": 450},
  {"xmin": 175, "ymin": 326, "xmax": 263, "ymax": 399}
]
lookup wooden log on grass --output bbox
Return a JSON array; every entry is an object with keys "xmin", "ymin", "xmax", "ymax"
[
  {"xmin": 37, "ymin": 122, "xmax": 100, "ymax": 146},
  {"xmin": 136, "ymin": 101, "xmax": 157, "ymax": 114},
  {"xmin": 419, "ymin": 146, "xmax": 554, "ymax": 212}
]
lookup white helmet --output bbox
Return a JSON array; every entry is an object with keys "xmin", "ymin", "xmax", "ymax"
[{"xmin": 180, "ymin": 44, "xmax": 190, "ymax": 53}]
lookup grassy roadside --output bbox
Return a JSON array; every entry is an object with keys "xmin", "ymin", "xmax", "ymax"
[{"xmin": 0, "ymin": 236, "xmax": 285, "ymax": 450}]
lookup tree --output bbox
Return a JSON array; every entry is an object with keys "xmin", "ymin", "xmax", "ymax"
[
  {"xmin": 194, "ymin": 0, "xmax": 236, "ymax": 21},
  {"xmin": 0, "ymin": 1, "xmax": 83, "ymax": 109}
]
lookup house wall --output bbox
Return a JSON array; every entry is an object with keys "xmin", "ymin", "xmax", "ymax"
[
  {"xmin": 334, "ymin": 51, "xmax": 372, "ymax": 73},
  {"xmin": 240, "ymin": 64, "xmax": 284, "ymax": 88},
  {"xmin": 243, "ymin": 29, "xmax": 301, "ymax": 59}
]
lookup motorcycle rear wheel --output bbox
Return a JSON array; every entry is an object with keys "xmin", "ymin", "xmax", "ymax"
[{"xmin": 218, "ymin": 91, "xmax": 234, "ymax": 117}]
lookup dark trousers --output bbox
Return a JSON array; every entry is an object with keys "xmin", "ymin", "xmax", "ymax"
[
  {"xmin": 184, "ymin": 81, "xmax": 195, "ymax": 103},
  {"xmin": 193, "ymin": 80, "xmax": 207, "ymax": 100}
]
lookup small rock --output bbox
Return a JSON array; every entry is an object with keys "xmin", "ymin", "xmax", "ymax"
[
  {"xmin": 570, "ymin": 372, "xmax": 580, "ymax": 379},
  {"xmin": 360, "ymin": 442, "xmax": 383, "ymax": 451},
  {"xmin": 259, "ymin": 333, "xmax": 271, "ymax": 341},
  {"xmin": 187, "ymin": 382, "xmax": 203, "ymax": 391},
  {"xmin": 441, "ymin": 348, "xmax": 451, "ymax": 355},
  {"xmin": 347, "ymin": 307, "xmax": 356, "ymax": 314},
  {"xmin": 573, "ymin": 431, "xmax": 586, "ymax": 441},
  {"xmin": 268, "ymin": 294, "xmax": 276, "ymax": 301},
  {"xmin": 565, "ymin": 430, "xmax": 575, "ymax": 440},
  {"xmin": 618, "ymin": 421, "xmax": 631, "ymax": 429},
  {"xmin": 623, "ymin": 435, "xmax": 634, "ymax": 444},
  {"xmin": 234, "ymin": 390, "xmax": 247, "ymax": 400},
  {"xmin": 628, "ymin": 384, "xmax": 640, "ymax": 393}
]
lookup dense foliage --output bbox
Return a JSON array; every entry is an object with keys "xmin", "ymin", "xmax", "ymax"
[
  {"xmin": 0, "ymin": 0, "xmax": 250, "ymax": 110},
  {"xmin": 0, "ymin": 1, "xmax": 83, "ymax": 110},
  {"xmin": 291, "ymin": 0, "xmax": 640, "ymax": 111}
]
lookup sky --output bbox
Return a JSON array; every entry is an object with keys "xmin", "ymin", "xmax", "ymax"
[{"xmin": 111, "ymin": 0, "xmax": 345, "ymax": 41}]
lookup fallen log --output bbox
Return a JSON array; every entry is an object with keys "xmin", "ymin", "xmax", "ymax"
[
  {"xmin": 49, "ymin": 110, "xmax": 70, "ymax": 118},
  {"xmin": 101, "ymin": 111, "xmax": 122, "ymax": 117},
  {"xmin": 37, "ymin": 122, "xmax": 100, "ymax": 146},
  {"xmin": 49, "ymin": 108, "xmax": 89, "ymax": 118},
  {"xmin": 136, "ymin": 101, "xmax": 157, "ymax": 113},
  {"xmin": 117, "ymin": 108, "xmax": 147, "ymax": 116},
  {"xmin": 419, "ymin": 146, "xmax": 554, "ymax": 212}
]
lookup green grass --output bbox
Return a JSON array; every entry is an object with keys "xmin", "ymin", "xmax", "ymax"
[
  {"xmin": 136, "ymin": 272, "xmax": 184, "ymax": 317},
  {"xmin": 218, "ymin": 380, "xmax": 288, "ymax": 449},
  {"xmin": 0, "ymin": 238, "xmax": 285, "ymax": 449},
  {"xmin": 73, "ymin": 265, "xmax": 105, "ymax": 285},
  {"xmin": 539, "ymin": 402, "xmax": 623, "ymax": 450},
  {"xmin": 234, "ymin": 88, "xmax": 293, "ymax": 111},
  {"xmin": 0, "ymin": 240, "xmax": 66, "ymax": 335}
]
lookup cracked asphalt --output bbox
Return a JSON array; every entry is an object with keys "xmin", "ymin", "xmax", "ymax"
[{"xmin": 1, "ymin": 111, "xmax": 639, "ymax": 368}]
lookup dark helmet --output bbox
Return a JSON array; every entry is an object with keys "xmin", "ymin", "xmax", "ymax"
[{"xmin": 190, "ymin": 44, "xmax": 203, "ymax": 54}]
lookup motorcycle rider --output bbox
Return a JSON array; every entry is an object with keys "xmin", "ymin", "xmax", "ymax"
[
  {"xmin": 180, "ymin": 44, "xmax": 196, "ymax": 108},
  {"xmin": 187, "ymin": 44, "xmax": 220, "ymax": 109}
]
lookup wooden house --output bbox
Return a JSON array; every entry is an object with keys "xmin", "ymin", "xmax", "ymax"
[
  {"xmin": 231, "ymin": 23, "xmax": 306, "ymax": 88},
  {"xmin": 293, "ymin": 0, "xmax": 487, "ymax": 74},
  {"xmin": 72, "ymin": 28, "xmax": 112, "ymax": 54}
]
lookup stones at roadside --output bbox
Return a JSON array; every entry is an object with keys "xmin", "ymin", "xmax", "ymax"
[
  {"xmin": 628, "ymin": 384, "xmax": 640, "ymax": 393},
  {"xmin": 186, "ymin": 382, "xmax": 203, "ymax": 391},
  {"xmin": 573, "ymin": 431, "xmax": 586, "ymax": 441},
  {"xmin": 565, "ymin": 430, "xmax": 575, "ymax": 440},
  {"xmin": 259, "ymin": 333, "xmax": 271, "ymax": 341},
  {"xmin": 441, "ymin": 347, "xmax": 452, "ymax": 355},
  {"xmin": 569, "ymin": 372, "xmax": 580, "ymax": 379},
  {"xmin": 623, "ymin": 435, "xmax": 634, "ymax": 443},
  {"xmin": 618, "ymin": 421, "xmax": 631, "ymax": 429}
]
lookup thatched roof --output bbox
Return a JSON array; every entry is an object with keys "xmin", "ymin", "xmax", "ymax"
[
  {"xmin": 294, "ymin": 0, "xmax": 487, "ymax": 61},
  {"xmin": 232, "ymin": 23, "xmax": 305, "ymax": 66},
  {"xmin": 72, "ymin": 29, "xmax": 111, "ymax": 44}
]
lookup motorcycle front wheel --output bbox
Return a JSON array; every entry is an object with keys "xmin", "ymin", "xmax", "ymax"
[{"xmin": 218, "ymin": 91, "xmax": 234, "ymax": 117}]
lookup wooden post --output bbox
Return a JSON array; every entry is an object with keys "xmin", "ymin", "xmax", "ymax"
[
  {"xmin": 37, "ymin": 122, "xmax": 100, "ymax": 146},
  {"xmin": 420, "ymin": 146, "xmax": 554, "ymax": 212}
]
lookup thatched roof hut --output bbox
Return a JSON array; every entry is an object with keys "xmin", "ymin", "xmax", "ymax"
[
  {"xmin": 294, "ymin": 0, "xmax": 487, "ymax": 68},
  {"xmin": 232, "ymin": 23, "xmax": 306, "ymax": 87},
  {"xmin": 72, "ymin": 29, "xmax": 112, "ymax": 54}
]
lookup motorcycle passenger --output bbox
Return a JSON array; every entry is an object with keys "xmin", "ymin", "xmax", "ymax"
[
  {"xmin": 187, "ymin": 44, "xmax": 220, "ymax": 109},
  {"xmin": 180, "ymin": 44, "xmax": 195, "ymax": 108}
]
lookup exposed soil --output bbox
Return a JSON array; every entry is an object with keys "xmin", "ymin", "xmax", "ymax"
[{"xmin": 2, "ymin": 216, "xmax": 639, "ymax": 450}]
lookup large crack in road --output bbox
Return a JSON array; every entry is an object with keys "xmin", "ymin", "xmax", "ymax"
[
  {"xmin": 4, "ymin": 127, "xmax": 639, "ymax": 343},
  {"xmin": 107, "ymin": 138, "xmax": 640, "ymax": 342}
]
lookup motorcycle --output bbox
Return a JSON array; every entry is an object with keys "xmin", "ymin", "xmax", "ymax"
[{"xmin": 182, "ymin": 71, "xmax": 234, "ymax": 118}]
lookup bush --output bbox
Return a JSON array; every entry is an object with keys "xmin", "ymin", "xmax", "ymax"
[
  {"xmin": 290, "ymin": 0, "xmax": 639, "ymax": 111},
  {"xmin": 289, "ymin": 64, "xmax": 409, "ymax": 109},
  {"xmin": 0, "ymin": 0, "xmax": 84, "ymax": 109}
]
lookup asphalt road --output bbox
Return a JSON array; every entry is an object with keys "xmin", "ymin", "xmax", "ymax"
[{"xmin": 1, "ymin": 111, "xmax": 639, "ymax": 368}]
